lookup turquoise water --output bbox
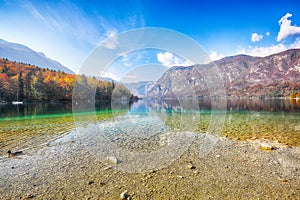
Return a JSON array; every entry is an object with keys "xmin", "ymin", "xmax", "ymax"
[{"xmin": 0, "ymin": 99, "xmax": 300, "ymax": 154}]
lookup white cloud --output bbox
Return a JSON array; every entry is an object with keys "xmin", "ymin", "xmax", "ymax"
[
  {"xmin": 237, "ymin": 13, "xmax": 300, "ymax": 58},
  {"xmin": 277, "ymin": 13, "xmax": 300, "ymax": 42},
  {"xmin": 289, "ymin": 38, "xmax": 300, "ymax": 49},
  {"xmin": 157, "ymin": 52, "xmax": 191, "ymax": 67},
  {"xmin": 102, "ymin": 71, "xmax": 120, "ymax": 82},
  {"xmin": 237, "ymin": 44, "xmax": 287, "ymax": 57},
  {"xmin": 209, "ymin": 51, "xmax": 225, "ymax": 61},
  {"xmin": 236, "ymin": 36, "xmax": 300, "ymax": 58},
  {"xmin": 251, "ymin": 33, "xmax": 263, "ymax": 43},
  {"xmin": 120, "ymin": 54, "xmax": 133, "ymax": 67},
  {"xmin": 100, "ymin": 28, "xmax": 119, "ymax": 49},
  {"xmin": 105, "ymin": 29, "xmax": 118, "ymax": 39}
]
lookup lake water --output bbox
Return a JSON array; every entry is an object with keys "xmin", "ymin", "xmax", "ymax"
[
  {"xmin": 0, "ymin": 98, "xmax": 300, "ymax": 156},
  {"xmin": 0, "ymin": 98, "xmax": 300, "ymax": 199}
]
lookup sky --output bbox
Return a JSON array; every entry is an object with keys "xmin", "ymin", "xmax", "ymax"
[{"xmin": 1, "ymin": 0, "xmax": 300, "ymax": 81}]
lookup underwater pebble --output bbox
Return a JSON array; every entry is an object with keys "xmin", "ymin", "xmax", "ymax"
[
  {"xmin": 187, "ymin": 163, "xmax": 195, "ymax": 169},
  {"xmin": 24, "ymin": 193, "xmax": 35, "ymax": 199},
  {"xmin": 278, "ymin": 178, "xmax": 288, "ymax": 182},
  {"xmin": 120, "ymin": 190, "xmax": 129, "ymax": 199},
  {"xmin": 107, "ymin": 156, "xmax": 118, "ymax": 164},
  {"xmin": 260, "ymin": 143, "xmax": 275, "ymax": 151},
  {"xmin": 88, "ymin": 180, "xmax": 94, "ymax": 185},
  {"xmin": 99, "ymin": 181, "xmax": 105, "ymax": 186},
  {"xmin": 103, "ymin": 166, "xmax": 112, "ymax": 171}
]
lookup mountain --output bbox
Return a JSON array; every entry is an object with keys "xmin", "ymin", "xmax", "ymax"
[
  {"xmin": 123, "ymin": 81, "xmax": 155, "ymax": 97},
  {"xmin": 148, "ymin": 49, "xmax": 300, "ymax": 98},
  {"xmin": 98, "ymin": 76, "xmax": 116, "ymax": 83},
  {"xmin": 0, "ymin": 39, "xmax": 74, "ymax": 74}
]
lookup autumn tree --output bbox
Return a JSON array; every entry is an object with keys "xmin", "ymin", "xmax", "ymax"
[
  {"xmin": 0, "ymin": 58, "xmax": 135, "ymax": 102},
  {"xmin": 0, "ymin": 74, "xmax": 9, "ymax": 101}
]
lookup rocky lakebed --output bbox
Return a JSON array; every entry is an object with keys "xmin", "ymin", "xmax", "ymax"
[{"xmin": 0, "ymin": 117, "xmax": 300, "ymax": 200}]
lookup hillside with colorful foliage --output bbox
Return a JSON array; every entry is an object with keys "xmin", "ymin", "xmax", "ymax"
[{"xmin": 0, "ymin": 58, "xmax": 132, "ymax": 102}]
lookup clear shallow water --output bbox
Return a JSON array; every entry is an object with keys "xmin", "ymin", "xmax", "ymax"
[
  {"xmin": 0, "ymin": 101, "xmax": 125, "ymax": 154},
  {"xmin": 0, "ymin": 98, "xmax": 300, "ymax": 156},
  {"xmin": 132, "ymin": 98, "xmax": 300, "ymax": 146}
]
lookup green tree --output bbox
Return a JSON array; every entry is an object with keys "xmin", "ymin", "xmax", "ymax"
[
  {"xmin": 44, "ymin": 80, "xmax": 63, "ymax": 101},
  {"xmin": 1, "ymin": 63, "xmax": 8, "ymax": 75},
  {"xmin": 24, "ymin": 72, "xmax": 32, "ymax": 100},
  {"xmin": 17, "ymin": 72, "xmax": 24, "ymax": 101},
  {"xmin": 35, "ymin": 72, "xmax": 44, "ymax": 100}
]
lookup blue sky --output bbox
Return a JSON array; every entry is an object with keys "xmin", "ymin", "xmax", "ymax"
[{"xmin": 1, "ymin": 0, "xmax": 300, "ymax": 79}]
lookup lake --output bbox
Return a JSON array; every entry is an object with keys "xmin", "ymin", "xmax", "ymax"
[
  {"xmin": 0, "ymin": 98, "xmax": 300, "ymax": 154},
  {"xmin": 0, "ymin": 98, "xmax": 300, "ymax": 199}
]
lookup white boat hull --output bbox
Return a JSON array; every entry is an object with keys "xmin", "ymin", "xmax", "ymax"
[{"xmin": 12, "ymin": 101, "xmax": 23, "ymax": 105}]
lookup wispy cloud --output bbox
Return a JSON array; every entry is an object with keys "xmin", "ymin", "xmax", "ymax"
[
  {"xmin": 23, "ymin": 1, "xmax": 54, "ymax": 31},
  {"xmin": 126, "ymin": 15, "xmax": 144, "ymax": 27},
  {"xmin": 97, "ymin": 14, "xmax": 145, "ymax": 49},
  {"xmin": 98, "ymin": 16, "xmax": 118, "ymax": 36},
  {"xmin": 157, "ymin": 52, "xmax": 191, "ymax": 67},
  {"xmin": 23, "ymin": 1, "xmax": 102, "ymax": 46},
  {"xmin": 118, "ymin": 50, "xmax": 151, "ymax": 69},
  {"xmin": 120, "ymin": 54, "xmax": 133, "ymax": 67},
  {"xmin": 100, "ymin": 28, "xmax": 119, "ymax": 49},
  {"xmin": 251, "ymin": 33, "xmax": 263, "ymax": 43},
  {"xmin": 277, "ymin": 13, "xmax": 300, "ymax": 42}
]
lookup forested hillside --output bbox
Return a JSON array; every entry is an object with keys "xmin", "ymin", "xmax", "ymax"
[{"xmin": 0, "ymin": 58, "xmax": 131, "ymax": 102}]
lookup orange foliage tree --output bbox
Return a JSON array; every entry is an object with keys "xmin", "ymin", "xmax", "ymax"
[{"xmin": 0, "ymin": 58, "xmax": 132, "ymax": 102}]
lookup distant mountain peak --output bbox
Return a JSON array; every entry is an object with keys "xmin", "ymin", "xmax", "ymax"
[{"xmin": 0, "ymin": 38, "xmax": 74, "ymax": 74}]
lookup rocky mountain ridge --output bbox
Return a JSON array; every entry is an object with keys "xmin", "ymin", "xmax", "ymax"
[{"xmin": 148, "ymin": 48, "xmax": 300, "ymax": 98}]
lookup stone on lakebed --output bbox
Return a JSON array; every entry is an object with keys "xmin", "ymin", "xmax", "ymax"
[
  {"xmin": 120, "ymin": 190, "xmax": 129, "ymax": 199},
  {"xmin": 107, "ymin": 156, "xmax": 119, "ymax": 164},
  {"xmin": 259, "ymin": 143, "xmax": 275, "ymax": 151}
]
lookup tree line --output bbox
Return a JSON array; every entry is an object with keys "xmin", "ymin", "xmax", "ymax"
[
  {"xmin": 0, "ymin": 58, "xmax": 133, "ymax": 102},
  {"xmin": 290, "ymin": 91, "xmax": 300, "ymax": 99}
]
